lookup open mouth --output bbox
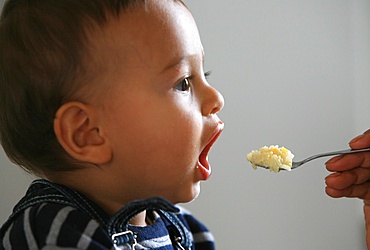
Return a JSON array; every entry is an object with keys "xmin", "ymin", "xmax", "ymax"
[{"xmin": 197, "ymin": 121, "xmax": 224, "ymax": 180}]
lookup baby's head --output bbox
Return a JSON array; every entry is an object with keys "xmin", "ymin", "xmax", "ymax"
[
  {"xmin": 0, "ymin": 0, "xmax": 224, "ymax": 206},
  {"xmin": 0, "ymin": 0, "xmax": 140, "ymax": 175}
]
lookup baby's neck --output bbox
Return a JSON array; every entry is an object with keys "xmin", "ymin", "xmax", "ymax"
[{"xmin": 129, "ymin": 211, "xmax": 148, "ymax": 226}]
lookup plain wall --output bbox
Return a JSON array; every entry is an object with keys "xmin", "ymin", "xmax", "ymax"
[
  {"xmin": 1, "ymin": 0, "xmax": 369, "ymax": 249},
  {"xmin": 182, "ymin": 0, "xmax": 369, "ymax": 249}
]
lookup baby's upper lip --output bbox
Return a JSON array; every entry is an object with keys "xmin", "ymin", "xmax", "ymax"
[{"xmin": 207, "ymin": 120, "xmax": 224, "ymax": 148}]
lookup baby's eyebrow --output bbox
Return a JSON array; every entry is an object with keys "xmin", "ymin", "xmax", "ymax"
[
  {"xmin": 161, "ymin": 50, "xmax": 205, "ymax": 74},
  {"xmin": 160, "ymin": 56, "xmax": 187, "ymax": 74}
]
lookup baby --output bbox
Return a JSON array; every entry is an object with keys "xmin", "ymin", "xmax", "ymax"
[{"xmin": 0, "ymin": 0, "xmax": 224, "ymax": 249}]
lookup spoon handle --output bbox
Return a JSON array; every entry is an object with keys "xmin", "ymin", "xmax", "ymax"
[{"xmin": 297, "ymin": 148, "xmax": 370, "ymax": 166}]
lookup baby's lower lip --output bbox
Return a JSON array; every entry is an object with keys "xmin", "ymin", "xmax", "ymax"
[{"xmin": 197, "ymin": 121, "xmax": 224, "ymax": 180}]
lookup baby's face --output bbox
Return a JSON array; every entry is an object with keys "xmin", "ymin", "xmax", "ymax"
[{"xmin": 92, "ymin": 0, "xmax": 224, "ymax": 204}]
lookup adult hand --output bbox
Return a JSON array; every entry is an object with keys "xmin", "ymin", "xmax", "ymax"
[{"xmin": 325, "ymin": 129, "xmax": 370, "ymax": 247}]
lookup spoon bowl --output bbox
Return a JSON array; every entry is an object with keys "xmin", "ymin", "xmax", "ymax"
[{"xmin": 256, "ymin": 148, "xmax": 370, "ymax": 171}]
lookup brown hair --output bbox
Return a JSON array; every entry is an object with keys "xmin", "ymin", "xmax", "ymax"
[{"xmin": 0, "ymin": 0, "xmax": 146, "ymax": 175}]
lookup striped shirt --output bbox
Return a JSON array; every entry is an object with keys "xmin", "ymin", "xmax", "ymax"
[{"xmin": 0, "ymin": 181, "xmax": 215, "ymax": 250}]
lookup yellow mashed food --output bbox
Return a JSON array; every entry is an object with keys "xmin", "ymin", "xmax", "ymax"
[{"xmin": 247, "ymin": 145, "xmax": 294, "ymax": 172}]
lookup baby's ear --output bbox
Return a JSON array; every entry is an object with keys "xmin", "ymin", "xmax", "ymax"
[{"xmin": 54, "ymin": 102, "xmax": 112, "ymax": 165}]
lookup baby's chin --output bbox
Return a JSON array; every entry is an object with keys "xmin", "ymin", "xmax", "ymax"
[{"xmin": 168, "ymin": 182, "xmax": 201, "ymax": 205}]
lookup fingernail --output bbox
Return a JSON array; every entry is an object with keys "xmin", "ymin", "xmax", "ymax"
[
  {"xmin": 325, "ymin": 172, "xmax": 342, "ymax": 182},
  {"xmin": 330, "ymin": 172, "xmax": 342, "ymax": 177}
]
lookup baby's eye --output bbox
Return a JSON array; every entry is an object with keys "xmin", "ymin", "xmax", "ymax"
[
  {"xmin": 204, "ymin": 70, "xmax": 212, "ymax": 80},
  {"xmin": 174, "ymin": 78, "xmax": 190, "ymax": 92}
]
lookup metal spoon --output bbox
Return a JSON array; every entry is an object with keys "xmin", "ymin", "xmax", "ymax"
[{"xmin": 256, "ymin": 148, "xmax": 370, "ymax": 171}]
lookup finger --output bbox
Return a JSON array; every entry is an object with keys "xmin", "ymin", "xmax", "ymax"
[
  {"xmin": 326, "ymin": 130, "xmax": 370, "ymax": 172},
  {"xmin": 350, "ymin": 129, "xmax": 370, "ymax": 149},
  {"xmin": 326, "ymin": 153, "xmax": 370, "ymax": 172},
  {"xmin": 325, "ymin": 182, "xmax": 370, "ymax": 199},
  {"xmin": 325, "ymin": 171, "xmax": 357, "ymax": 190},
  {"xmin": 325, "ymin": 186, "xmax": 349, "ymax": 198},
  {"xmin": 325, "ymin": 168, "xmax": 370, "ymax": 189}
]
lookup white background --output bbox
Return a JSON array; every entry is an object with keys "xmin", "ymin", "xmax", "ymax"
[{"xmin": 1, "ymin": 0, "xmax": 370, "ymax": 249}]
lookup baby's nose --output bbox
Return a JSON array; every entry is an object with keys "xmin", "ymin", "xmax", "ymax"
[{"xmin": 202, "ymin": 85, "xmax": 224, "ymax": 116}]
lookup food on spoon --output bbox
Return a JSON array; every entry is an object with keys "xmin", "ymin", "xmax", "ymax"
[{"xmin": 246, "ymin": 145, "xmax": 294, "ymax": 172}]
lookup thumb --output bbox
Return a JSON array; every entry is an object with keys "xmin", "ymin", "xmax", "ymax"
[{"xmin": 349, "ymin": 130, "xmax": 370, "ymax": 150}]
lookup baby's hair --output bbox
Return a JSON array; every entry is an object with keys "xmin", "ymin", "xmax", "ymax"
[{"xmin": 0, "ymin": 0, "xmax": 159, "ymax": 175}]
